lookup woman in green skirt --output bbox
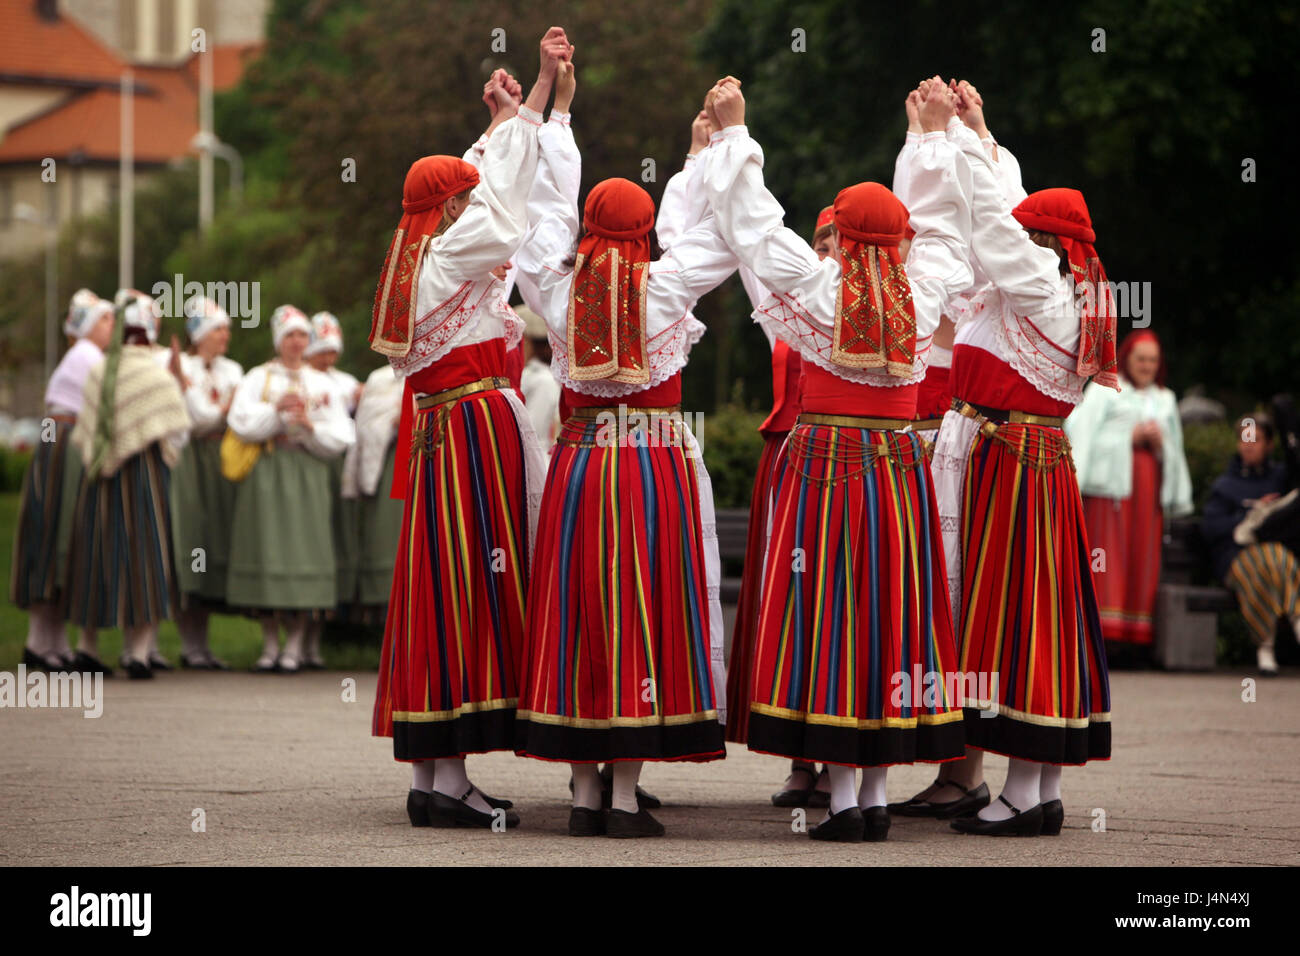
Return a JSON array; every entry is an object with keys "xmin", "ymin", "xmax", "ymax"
[
  {"xmin": 225, "ymin": 305, "xmax": 356, "ymax": 672},
  {"xmin": 304, "ymin": 311, "xmax": 361, "ymax": 667},
  {"xmin": 170, "ymin": 295, "xmax": 244, "ymax": 668},
  {"xmin": 340, "ymin": 364, "xmax": 405, "ymax": 611}
]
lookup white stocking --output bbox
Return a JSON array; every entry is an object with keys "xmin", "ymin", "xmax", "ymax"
[
  {"xmin": 827, "ymin": 764, "xmax": 858, "ymax": 815},
  {"xmin": 411, "ymin": 760, "xmax": 435, "ymax": 793},
  {"xmin": 434, "ymin": 758, "xmax": 490, "ymax": 813},
  {"xmin": 858, "ymin": 767, "xmax": 888, "ymax": 810},
  {"xmin": 979, "ymin": 758, "xmax": 1042, "ymax": 821},
  {"xmin": 572, "ymin": 764, "xmax": 602, "ymax": 810},
  {"xmin": 1040, "ymin": 764, "xmax": 1062, "ymax": 802},
  {"xmin": 611, "ymin": 761, "xmax": 643, "ymax": 814}
]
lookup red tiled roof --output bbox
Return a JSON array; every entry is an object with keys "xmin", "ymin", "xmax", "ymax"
[
  {"xmin": 184, "ymin": 43, "xmax": 263, "ymax": 92},
  {"xmin": 0, "ymin": 0, "xmax": 126, "ymax": 86},
  {"xmin": 0, "ymin": 44, "xmax": 259, "ymax": 164}
]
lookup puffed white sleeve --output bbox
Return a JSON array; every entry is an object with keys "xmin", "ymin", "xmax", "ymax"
[
  {"xmin": 904, "ymin": 130, "xmax": 975, "ymax": 342},
  {"xmin": 657, "ymin": 154, "xmax": 700, "ymax": 250},
  {"xmin": 958, "ymin": 126, "xmax": 1067, "ymax": 325},
  {"xmin": 461, "ymin": 133, "xmax": 489, "ymax": 169},
  {"xmin": 424, "ymin": 106, "xmax": 544, "ymax": 285},
  {"xmin": 648, "ymin": 209, "xmax": 740, "ymax": 319},
  {"xmin": 696, "ymin": 126, "xmax": 827, "ymax": 298},
  {"xmin": 891, "ymin": 131, "xmax": 922, "ymax": 206},
  {"xmin": 226, "ymin": 366, "xmax": 281, "ymax": 442},
  {"xmin": 983, "ymin": 137, "xmax": 1028, "ymax": 205},
  {"xmin": 303, "ymin": 390, "xmax": 356, "ymax": 459},
  {"xmin": 515, "ymin": 111, "xmax": 581, "ymax": 338}
]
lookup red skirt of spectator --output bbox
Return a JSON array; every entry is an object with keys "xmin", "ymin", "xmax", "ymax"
[
  {"xmin": 724, "ymin": 430, "xmax": 789, "ymax": 743},
  {"xmin": 1081, "ymin": 448, "xmax": 1162, "ymax": 646}
]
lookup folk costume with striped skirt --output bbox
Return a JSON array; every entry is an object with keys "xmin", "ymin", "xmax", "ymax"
[
  {"xmin": 512, "ymin": 110, "xmax": 737, "ymax": 763},
  {"xmin": 932, "ymin": 123, "xmax": 1115, "ymax": 765},
  {"xmin": 65, "ymin": 293, "xmax": 191, "ymax": 630},
  {"xmin": 697, "ymin": 122, "xmax": 976, "ymax": 767},
  {"xmin": 370, "ymin": 107, "xmax": 548, "ymax": 761}
]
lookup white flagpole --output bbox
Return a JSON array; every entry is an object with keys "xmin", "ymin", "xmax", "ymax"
[{"xmin": 119, "ymin": 70, "xmax": 134, "ymax": 290}]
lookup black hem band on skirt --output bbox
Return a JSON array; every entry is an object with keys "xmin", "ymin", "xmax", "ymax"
[
  {"xmin": 961, "ymin": 707, "xmax": 1111, "ymax": 765},
  {"xmin": 515, "ymin": 717, "xmax": 726, "ymax": 763},
  {"xmin": 745, "ymin": 711, "xmax": 966, "ymax": 767},
  {"xmin": 392, "ymin": 707, "xmax": 518, "ymax": 761}
]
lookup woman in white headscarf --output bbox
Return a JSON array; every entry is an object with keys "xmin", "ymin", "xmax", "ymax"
[
  {"xmin": 169, "ymin": 295, "xmax": 244, "ymax": 669},
  {"xmin": 65, "ymin": 291, "xmax": 191, "ymax": 678},
  {"xmin": 12, "ymin": 289, "xmax": 114, "ymax": 673},
  {"xmin": 225, "ymin": 305, "xmax": 356, "ymax": 672}
]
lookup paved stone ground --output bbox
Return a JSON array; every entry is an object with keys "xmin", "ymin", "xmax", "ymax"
[{"xmin": 1, "ymin": 668, "xmax": 1296, "ymax": 866}]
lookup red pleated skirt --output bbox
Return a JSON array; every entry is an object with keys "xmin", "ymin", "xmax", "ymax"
[
  {"xmin": 515, "ymin": 414, "xmax": 725, "ymax": 763},
  {"xmin": 746, "ymin": 424, "xmax": 965, "ymax": 767},
  {"xmin": 372, "ymin": 388, "xmax": 529, "ymax": 760},
  {"xmin": 724, "ymin": 430, "xmax": 789, "ymax": 744},
  {"xmin": 1082, "ymin": 448, "xmax": 1162, "ymax": 645},
  {"xmin": 957, "ymin": 425, "xmax": 1111, "ymax": 764}
]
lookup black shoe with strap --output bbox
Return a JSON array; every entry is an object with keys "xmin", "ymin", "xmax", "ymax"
[
  {"xmin": 70, "ymin": 651, "xmax": 113, "ymax": 676},
  {"xmin": 809, "ymin": 806, "xmax": 865, "ymax": 843},
  {"xmin": 1040, "ymin": 798, "xmax": 1064, "ymax": 836},
  {"xmin": 950, "ymin": 795, "xmax": 1043, "ymax": 836},
  {"xmin": 568, "ymin": 806, "xmax": 606, "ymax": 837},
  {"xmin": 771, "ymin": 765, "xmax": 819, "ymax": 808},
  {"xmin": 605, "ymin": 806, "xmax": 664, "ymax": 838},
  {"xmin": 888, "ymin": 778, "xmax": 990, "ymax": 818},
  {"xmin": 427, "ymin": 786, "xmax": 520, "ymax": 829}
]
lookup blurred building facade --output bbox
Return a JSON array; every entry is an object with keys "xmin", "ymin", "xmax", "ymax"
[{"xmin": 0, "ymin": 0, "xmax": 265, "ymax": 261}]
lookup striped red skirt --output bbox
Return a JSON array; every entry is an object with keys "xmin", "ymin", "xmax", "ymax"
[
  {"xmin": 372, "ymin": 388, "xmax": 529, "ymax": 760},
  {"xmin": 515, "ymin": 413, "xmax": 725, "ymax": 763},
  {"xmin": 724, "ymin": 430, "xmax": 789, "ymax": 744},
  {"xmin": 957, "ymin": 424, "xmax": 1111, "ymax": 764},
  {"xmin": 746, "ymin": 424, "xmax": 965, "ymax": 767},
  {"xmin": 1081, "ymin": 448, "xmax": 1161, "ymax": 645}
]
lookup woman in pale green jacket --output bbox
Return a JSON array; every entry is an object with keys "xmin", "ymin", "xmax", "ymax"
[{"xmin": 1066, "ymin": 330, "xmax": 1193, "ymax": 648}]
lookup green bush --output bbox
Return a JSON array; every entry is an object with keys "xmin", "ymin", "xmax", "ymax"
[
  {"xmin": 698, "ymin": 403, "xmax": 768, "ymax": 509},
  {"xmin": 1182, "ymin": 421, "xmax": 1241, "ymax": 512},
  {"xmin": 0, "ymin": 448, "xmax": 32, "ymax": 493}
]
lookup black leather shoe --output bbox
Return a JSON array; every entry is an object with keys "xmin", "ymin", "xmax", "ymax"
[
  {"xmin": 771, "ymin": 765, "xmax": 819, "ymax": 807},
  {"xmin": 568, "ymin": 807, "xmax": 606, "ymax": 836},
  {"xmin": 407, "ymin": 789, "xmax": 431, "ymax": 827},
  {"xmin": 950, "ymin": 795, "xmax": 1043, "ymax": 836},
  {"xmin": 22, "ymin": 648, "xmax": 58, "ymax": 671},
  {"xmin": 71, "ymin": 652, "xmax": 113, "ymax": 676},
  {"xmin": 470, "ymin": 786, "xmax": 513, "ymax": 810},
  {"xmin": 932, "ymin": 781, "xmax": 991, "ymax": 819},
  {"xmin": 1040, "ymin": 798, "xmax": 1064, "ymax": 836},
  {"xmin": 862, "ymin": 805, "xmax": 891, "ymax": 842},
  {"xmin": 124, "ymin": 658, "xmax": 154, "ymax": 680},
  {"xmin": 427, "ymin": 787, "xmax": 519, "ymax": 829},
  {"xmin": 147, "ymin": 652, "xmax": 173, "ymax": 671},
  {"xmin": 809, "ymin": 806, "xmax": 865, "ymax": 843},
  {"xmin": 605, "ymin": 806, "xmax": 665, "ymax": 838}
]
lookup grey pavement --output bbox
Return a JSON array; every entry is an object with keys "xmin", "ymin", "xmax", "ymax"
[{"xmin": 1, "ymin": 669, "xmax": 1297, "ymax": 866}]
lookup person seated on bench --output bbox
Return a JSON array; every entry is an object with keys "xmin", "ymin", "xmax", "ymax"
[{"xmin": 1201, "ymin": 413, "xmax": 1300, "ymax": 675}]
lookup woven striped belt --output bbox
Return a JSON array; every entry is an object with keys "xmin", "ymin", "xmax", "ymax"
[
  {"xmin": 416, "ymin": 376, "xmax": 511, "ymax": 410},
  {"xmin": 567, "ymin": 405, "xmax": 682, "ymax": 419},
  {"xmin": 798, "ymin": 411, "xmax": 912, "ymax": 430},
  {"xmin": 951, "ymin": 398, "xmax": 1073, "ymax": 469},
  {"xmin": 910, "ymin": 417, "xmax": 945, "ymax": 432},
  {"xmin": 951, "ymin": 398, "xmax": 1064, "ymax": 428}
]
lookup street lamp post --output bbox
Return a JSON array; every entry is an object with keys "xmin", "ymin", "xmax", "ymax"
[{"xmin": 191, "ymin": 131, "xmax": 244, "ymax": 206}]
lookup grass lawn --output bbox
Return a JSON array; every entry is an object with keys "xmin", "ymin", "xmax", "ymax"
[{"xmin": 0, "ymin": 492, "xmax": 381, "ymax": 672}]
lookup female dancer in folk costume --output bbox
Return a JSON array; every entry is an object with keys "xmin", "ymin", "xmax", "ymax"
[
  {"xmin": 169, "ymin": 295, "xmax": 242, "ymax": 670},
  {"xmin": 225, "ymin": 305, "xmax": 356, "ymax": 673},
  {"xmin": 339, "ymin": 363, "xmax": 406, "ymax": 616},
  {"xmin": 12, "ymin": 290, "xmax": 115, "ymax": 674},
  {"xmin": 65, "ymin": 292, "xmax": 191, "ymax": 679},
  {"xmin": 1066, "ymin": 330, "xmax": 1193, "ymax": 650},
  {"xmin": 897, "ymin": 81, "xmax": 1114, "ymax": 836},
  {"xmin": 728, "ymin": 205, "xmax": 838, "ymax": 810},
  {"xmin": 370, "ymin": 28, "xmax": 568, "ymax": 831},
  {"xmin": 304, "ymin": 310, "xmax": 361, "ymax": 668},
  {"xmin": 697, "ymin": 78, "xmax": 973, "ymax": 842},
  {"xmin": 513, "ymin": 66, "xmax": 737, "ymax": 839}
]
